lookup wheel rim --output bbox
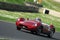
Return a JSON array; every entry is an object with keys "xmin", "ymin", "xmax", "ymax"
[
  {"xmin": 37, "ymin": 27, "xmax": 41, "ymax": 34},
  {"xmin": 50, "ymin": 31, "xmax": 54, "ymax": 37},
  {"xmin": 38, "ymin": 29, "xmax": 41, "ymax": 33}
]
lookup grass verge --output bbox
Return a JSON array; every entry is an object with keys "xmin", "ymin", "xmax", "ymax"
[{"xmin": 42, "ymin": 0, "xmax": 60, "ymax": 12}]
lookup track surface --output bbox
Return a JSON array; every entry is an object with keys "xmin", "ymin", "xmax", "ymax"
[{"xmin": 0, "ymin": 21, "xmax": 60, "ymax": 40}]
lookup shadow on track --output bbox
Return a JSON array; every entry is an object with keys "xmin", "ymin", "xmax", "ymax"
[{"xmin": 19, "ymin": 29, "xmax": 60, "ymax": 40}]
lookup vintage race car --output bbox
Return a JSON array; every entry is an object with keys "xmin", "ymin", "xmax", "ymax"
[{"xmin": 16, "ymin": 18, "xmax": 55, "ymax": 38}]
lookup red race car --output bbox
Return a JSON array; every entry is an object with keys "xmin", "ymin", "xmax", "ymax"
[{"xmin": 16, "ymin": 18, "xmax": 55, "ymax": 38}]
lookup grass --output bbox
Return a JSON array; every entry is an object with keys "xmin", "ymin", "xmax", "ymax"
[
  {"xmin": 42, "ymin": 0, "xmax": 60, "ymax": 12},
  {"xmin": 0, "ymin": 0, "xmax": 33, "ymax": 5},
  {"xmin": 0, "ymin": 10, "xmax": 60, "ymax": 31},
  {"xmin": 0, "ymin": 0, "xmax": 25, "ymax": 5},
  {"xmin": 0, "ymin": 16, "xmax": 15, "ymax": 22}
]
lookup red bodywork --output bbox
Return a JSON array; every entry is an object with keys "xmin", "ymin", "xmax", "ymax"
[
  {"xmin": 16, "ymin": 18, "xmax": 55, "ymax": 38},
  {"xmin": 16, "ymin": 18, "xmax": 41, "ymax": 31},
  {"xmin": 16, "ymin": 18, "xmax": 55, "ymax": 32}
]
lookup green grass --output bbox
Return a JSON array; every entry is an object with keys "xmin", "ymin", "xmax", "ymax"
[
  {"xmin": 0, "ymin": 16, "xmax": 15, "ymax": 22},
  {"xmin": 0, "ymin": 0, "xmax": 25, "ymax": 5},
  {"xmin": 0, "ymin": 0, "xmax": 33, "ymax": 5},
  {"xmin": 42, "ymin": 0, "xmax": 60, "ymax": 12},
  {"xmin": 0, "ymin": 10, "xmax": 60, "ymax": 31}
]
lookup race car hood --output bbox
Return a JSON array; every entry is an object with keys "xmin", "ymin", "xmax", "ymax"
[
  {"xmin": 19, "ymin": 20, "xmax": 40, "ymax": 26},
  {"xmin": 24, "ymin": 20, "xmax": 38, "ymax": 25}
]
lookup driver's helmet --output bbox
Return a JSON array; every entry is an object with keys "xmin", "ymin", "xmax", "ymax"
[
  {"xmin": 27, "ymin": 18, "xmax": 29, "ymax": 20},
  {"xmin": 35, "ymin": 18, "xmax": 41, "ymax": 21}
]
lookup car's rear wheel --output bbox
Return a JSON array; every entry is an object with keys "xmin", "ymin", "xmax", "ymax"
[
  {"xmin": 47, "ymin": 29, "xmax": 54, "ymax": 38},
  {"xmin": 17, "ymin": 26, "xmax": 21, "ymax": 30},
  {"xmin": 31, "ymin": 31, "xmax": 34, "ymax": 34}
]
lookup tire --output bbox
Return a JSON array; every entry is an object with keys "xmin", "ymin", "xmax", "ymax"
[
  {"xmin": 31, "ymin": 31, "xmax": 34, "ymax": 34},
  {"xmin": 47, "ymin": 30, "xmax": 54, "ymax": 38},
  {"xmin": 53, "ymin": 28, "xmax": 55, "ymax": 33},
  {"xmin": 36, "ymin": 26, "xmax": 42, "ymax": 35},
  {"xmin": 17, "ymin": 26, "xmax": 21, "ymax": 30}
]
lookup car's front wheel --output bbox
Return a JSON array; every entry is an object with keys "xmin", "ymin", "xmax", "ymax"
[
  {"xmin": 31, "ymin": 31, "xmax": 34, "ymax": 34},
  {"xmin": 17, "ymin": 26, "xmax": 21, "ymax": 30}
]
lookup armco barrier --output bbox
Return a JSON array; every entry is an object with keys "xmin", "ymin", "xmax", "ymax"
[{"xmin": 0, "ymin": 2, "xmax": 39, "ymax": 13}]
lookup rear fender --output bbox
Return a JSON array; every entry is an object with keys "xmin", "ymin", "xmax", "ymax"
[
  {"xmin": 50, "ymin": 24, "xmax": 54, "ymax": 29},
  {"xmin": 50, "ymin": 25, "xmax": 55, "ymax": 33}
]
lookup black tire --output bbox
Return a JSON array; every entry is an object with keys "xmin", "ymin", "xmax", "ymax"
[
  {"xmin": 36, "ymin": 26, "xmax": 42, "ymax": 35},
  {"xmin": 47, "ymin": 30, "xmax": 54, "ymax": 38},
  {"xmin": 53, "ymin": 28, "xmax": 55, "ymax": 33},
  {"xmin": 17, "ymin": 26, "xmax": 21, "ymax": 30},
  {"xmin": 31, "ymin": 31, "xmax": 34, "ymax": 34}
]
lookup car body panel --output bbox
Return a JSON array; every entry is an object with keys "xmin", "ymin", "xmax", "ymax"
[
  {"xmin": 16, "ymin": 20, "xmax": 41, "ymax": 30},
  {"xmin": 16, "ymin": 18, "xmax": 55, "ymax": 34}
]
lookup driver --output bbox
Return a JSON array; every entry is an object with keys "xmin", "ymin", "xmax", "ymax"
[
  {"xmin": 35, "ymin": 17, "xmax": 41, "ymax": 22},
  {"xmin": 35, "ymin": 18, "xmax": 50, "ymax": 31},
  {"xmin": 42, "ymin": 23, "xmax": 50, "ymax": 31}
]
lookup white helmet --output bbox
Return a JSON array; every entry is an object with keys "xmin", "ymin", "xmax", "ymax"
[{"xmin": 36, "ymin": 18, "xmax": 41, "ymax": 21}]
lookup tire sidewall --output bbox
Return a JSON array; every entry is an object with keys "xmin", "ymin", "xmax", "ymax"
[
  {"xmin": 36, "ymin": 26, "xmax": 42, "ymax": 35},
  {"xmin": 48, "ymin": 30, "xmax": 54, "ymax": 38}
]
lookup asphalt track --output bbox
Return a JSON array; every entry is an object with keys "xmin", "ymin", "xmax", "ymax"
[{"xmin": 0, "ymin": 21, "xmax": 60, "ymax": 40}]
